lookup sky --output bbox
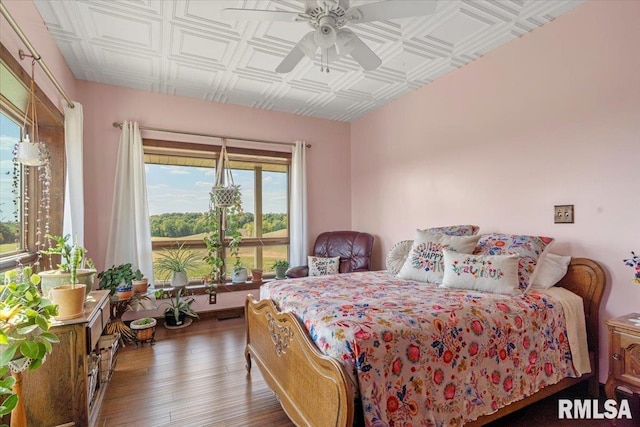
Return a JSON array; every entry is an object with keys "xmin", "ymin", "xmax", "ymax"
[{"xmin": 145, "ymin": 164, "xmax": 288, "ymax": 216}]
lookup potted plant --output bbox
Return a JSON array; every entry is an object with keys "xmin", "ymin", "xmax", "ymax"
[
  {"xmin": 39, "ymin": 234, "xmax": 96, "ymax": 297},
  {"xmin": 97, "ymin": 263, "xmax": 135, "ymax": 297},
  {"xmin": 155, "ymin": 243, "xmax": 199, "ymax": 290},
  {"xmin": 155, "ymin": 288, "xmax": 199, "ymax": 327},
  {"xmin": 129, "ymin": 317, "xmax": 157, "ymax": 346},
  {"xmin": 48, "ymin": 239, "xmax": 87, "ymax": 320},
  {"xmin": 0, "ymin": 267, "xmax": 59, "ymax": 425},
  {"xmin": 273, "ymin": 259, "xmax": 289, "ymax": 280},
  {"xmin": 132, "ymin": 268, "xmax": 148, "ymax": 294}
]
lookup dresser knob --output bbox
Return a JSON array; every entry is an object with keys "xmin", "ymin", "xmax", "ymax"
[{"xmin": 612, "ymin": 353, "xmax": 621, "ymax": 361}]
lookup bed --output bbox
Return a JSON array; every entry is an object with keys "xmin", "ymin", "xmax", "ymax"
[{"xmin": 244, "ymin": 257, "xmax": 605, "ymax": 426}]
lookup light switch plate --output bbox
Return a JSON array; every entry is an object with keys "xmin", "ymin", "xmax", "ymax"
[{"xmin": 554, "ymin": 205, "xmax": 574, "ymax": 224}]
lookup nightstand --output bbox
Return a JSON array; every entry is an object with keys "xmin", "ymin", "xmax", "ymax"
[{"xmin": 605, "ymin": 313, "xmax": 640, "ymax": 400}]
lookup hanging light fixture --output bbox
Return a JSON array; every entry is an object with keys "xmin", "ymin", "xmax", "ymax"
[{"xmin": 17, "ymin": 57, "xmax": 49, "ymax": 166}]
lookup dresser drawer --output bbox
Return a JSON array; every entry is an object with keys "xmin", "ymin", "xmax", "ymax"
[
  {"xmin": 86, "ymin": 298, "xmax": 110, "ymax": 353},
  {"xmin": 611, "ymin": 329, "xmax": 640, "ymax": 388}
]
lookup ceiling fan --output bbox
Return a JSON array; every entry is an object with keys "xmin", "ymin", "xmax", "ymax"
[{"xmin": 222, "ymin": 0, "xmax": 438, "ymax": 73}]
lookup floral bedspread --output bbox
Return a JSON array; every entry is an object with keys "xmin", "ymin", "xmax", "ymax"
[{"xmin": 261, "ymin": 271, "xmax": 578, "ymax": 426}]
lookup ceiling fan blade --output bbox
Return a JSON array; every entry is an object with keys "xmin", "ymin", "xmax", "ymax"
[
  {"xmin": 346, "ymin": 32, "xmax": 382, "ymax": 71},
  {"xmin": 345, "ymin": 0, "xmax": 437, "ymax": 24},
  {"xmin": 304, "ymin": 0, "xmax": 320, "ymax": 14},
  {"xmin": 276, "ymin": 32, "xmax": 317, "ymax": 73},
  {"xmin": 276, "ymin": 45, "xmax": 305, "ymax": 73},
  {"xmin": 222, "ymin": 8, "xmax": 304, "ymax": 22}
]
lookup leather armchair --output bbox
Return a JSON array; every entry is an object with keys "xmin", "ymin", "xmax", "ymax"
[{"xmin": 286, "ymin": 231, "xmax": 375, "ymax": 278}]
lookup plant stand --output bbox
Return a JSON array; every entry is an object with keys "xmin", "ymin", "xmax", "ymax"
[{"xmin": 106, "ymin": 299, "xmax": 135, "ymax": 345}]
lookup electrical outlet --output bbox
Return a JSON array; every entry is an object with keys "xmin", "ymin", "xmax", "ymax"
[{"xmin": 554, "ymin": 205, "xmax": 574, "ymax": 224}]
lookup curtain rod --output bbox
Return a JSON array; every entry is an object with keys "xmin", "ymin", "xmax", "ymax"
[
  {"xmin": 0, "ymin": 2, "xmax": 75, "ymax": 109},
  {"xmin": 112, "ymin": 122, "xmax": 311, "ymax": 148}
]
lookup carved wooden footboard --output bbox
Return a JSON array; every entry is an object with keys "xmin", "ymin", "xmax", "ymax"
[
  {"xmin": 246, "ymin": 258, "xmax": 606, "ymax": 426},
  {"xmin": 245, "ymin": 296, "xmax": 355, "ymax": 427}
]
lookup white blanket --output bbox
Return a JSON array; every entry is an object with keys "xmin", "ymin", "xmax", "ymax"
[{"xmin": 539, "ymin": 287, "xmax": 591, "ymax": 376}]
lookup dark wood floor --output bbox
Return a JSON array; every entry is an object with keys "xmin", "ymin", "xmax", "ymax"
[{"xmin": 95, "ymin": 316, "xmax": 638, "ymax": 427}]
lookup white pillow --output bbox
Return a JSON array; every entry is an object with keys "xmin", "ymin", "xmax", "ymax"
[
  {"xmin": 386, "ymin": 240, "xmax": 413, "ymax": 275},
  {"xmin": 530, "ymin": 253, "xmax": 571, "ymax": 289},
  {"xmin": 308, "ymin": 256, "xmax": 340, "ymax": 276},
  {"xmin": 441, "ymin": 249, "xmax": 521, "ymax": 295},
  {"xmin": 397, "ymin": 230, "xmax": 481, "ymax": 284}
]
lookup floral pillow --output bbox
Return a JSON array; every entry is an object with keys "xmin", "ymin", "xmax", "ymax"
[
  {"xmin": 441, "ymin": 249, "xmax": 521, "ymax": 295},
  {"xmin": 424, "ymin": 224, "xmax": 480, "ymax": 236},
  {"xmin": 397, "ymin": 229, "xmax": 481, "ymax": 284},
  {"xmin": 474, "ymin": 233, "xmax": 555, "ymax": 292},
  {"xmin": 308, "ymin": 256, "xmax": 340, "ymax": 277}
]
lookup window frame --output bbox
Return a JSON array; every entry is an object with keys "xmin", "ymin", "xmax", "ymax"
[
  {"xmin": 143, "ymin": 138, "xmax": 291, "ymax": 283},
  {"xmin": 0, "ymin": 43, "xmax": 65, "ymax": 273}
]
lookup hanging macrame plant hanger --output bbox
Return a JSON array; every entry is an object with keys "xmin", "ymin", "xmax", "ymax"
[{"xmin": 211, "ymin": 139, "xmax": 237, "ymax": 208}]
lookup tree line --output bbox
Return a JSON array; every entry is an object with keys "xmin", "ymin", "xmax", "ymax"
[{"xmin": 150, "ymin": 212, "xmax": 287, "ymax": 238}]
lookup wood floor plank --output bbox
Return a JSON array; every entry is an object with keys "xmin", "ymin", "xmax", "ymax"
[{"xmin": 95, "ymin": 317, "xmax": 294, "ymax": 427}]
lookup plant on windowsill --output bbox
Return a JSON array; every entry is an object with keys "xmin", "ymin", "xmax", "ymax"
[
  {"xmin": 39, "ymin": 234, "xmax": 96, "ymax": 297},
  {"xmin": 154, "ymin": 288, "xmax": 199, "ymax": 328},
  {"xmin": 273, "ymin": 259, "xmax": 289, "ymax": 280},
  {"xmin": 0, "ymin": 266, "xmax": 59, "ymax": 425},
  {"xmin": 229, "ymin": 231, "xmax": 247, "ymax": 284},
  {"xmin": 155, "ymin": 243, "xmax": 199, "ymax": 291}
]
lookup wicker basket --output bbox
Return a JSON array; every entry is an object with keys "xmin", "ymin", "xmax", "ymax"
[
  {"xmin": 87, "ymin": 353, "xmax": 100, "ymax": 408},
  {"xmin": 130, "ymin": 317, "xmax": 157, "ymax": 346},
  {"xmin": 98, "ymin": 333, "xmax": 120, "ymax": 382}
]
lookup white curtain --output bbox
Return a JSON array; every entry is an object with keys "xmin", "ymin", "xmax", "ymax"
[
  {"xmin": 289, "ymin": 141, "xmax": 308, "ymax": 266},
  {"xmin": 105, "ymin": 121, "xmax": 154, "ymax": 285},
  {"xmin": 63, "ymin": 101, "xmax": 84, "ymax": 246}
]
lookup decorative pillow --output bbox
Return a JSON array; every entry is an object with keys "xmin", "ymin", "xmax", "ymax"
[
  {"xmin": 441, "ymin": 249, "xmax": 521, "ymax": 295},
  {"xmin": 386, "ymin": 240, "xmax": 413, "ymax": 275},
  {"xmin": 474, "ymin": 233, "xmax": 555, "ymax": 292},
  {"xmin": 308, "ymin": 256, "xmax": 340, "ymax": 277},
  {"xmin": 530, "ymin": 253, "xmax": 572, "ymax": 290},
  {"xmin": 424, "ymin": 224, "xmax": 480, "ymax": 236},
  {"xmin": 397, "ymin": 230, "xmax": 481, "ymax": 284}
]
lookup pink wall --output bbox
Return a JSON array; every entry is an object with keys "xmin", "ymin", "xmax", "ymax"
[
  {"xmin": 77, "ymin": 81, "xmax": 351, "ymax": 272},
  {"xmin": 0, "ymin": 0, "xmax": 77, "ymax": 107},
  {"xmin": 351, "ymin": 0, "xmax": 640, "ymax": 383}
]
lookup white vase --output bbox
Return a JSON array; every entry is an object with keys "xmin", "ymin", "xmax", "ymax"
[
  {"xmin": 171, "ymin": 271, "xmax": 189, "ymax": 289},
  {"xmin": 231, "ymin": 268, "xmax": 248, "ymax": 283}
]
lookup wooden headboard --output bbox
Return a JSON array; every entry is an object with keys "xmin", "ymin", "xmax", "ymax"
[{"xmin": 556, "ymin": 257, "xmax": 606, "ymax": 353}]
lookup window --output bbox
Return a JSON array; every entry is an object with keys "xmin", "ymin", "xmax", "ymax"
[
  {"xmin": 0, "ymin": 112, "xmax": 22, "ymax": 257},
  {"xmin": 144, "ymin": 141, "xmax": 290, "ymax": 283}
]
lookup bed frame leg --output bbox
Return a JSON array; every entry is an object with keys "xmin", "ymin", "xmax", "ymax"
[{"xmin": 245, "ymin": 347, "xmax": 252, "ymax": 373}]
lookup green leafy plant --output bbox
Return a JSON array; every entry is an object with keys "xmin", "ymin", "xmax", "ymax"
[
  {"xmin": 0, "ymin": 267, "xmax": 59, "ymax": 417},
  {"xmin": 97, "ymin": 263, "xmax": 136, "ymax": 296},
  {"xmin": 154, "ymin": 288, "xmax": 199, "ymax": 322},
  {"xmin": 155, "ymin": 243, "xmax": 199, "ymax": 281},
  {"xmin": 40, "ymin": 234, "xmax": 89, "ymax": 273},
  {"xmin": 273, "ymin": 260, "xmax": 289, "ymax": 269},
  {"xmin": 133, "ymin": 268, "xmax": 144, "ymax": 281}
]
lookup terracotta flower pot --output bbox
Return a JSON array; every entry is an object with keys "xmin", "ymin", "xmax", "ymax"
[
  {"xmin": 251, "ymin": 269, "xmax": 263, "ymax": 283},
  {"xmin": 49, "ymin": 284, "xmax": 86, "ymax": 320},
  {"xmin": 132, "ymin": 278, "xmax": 149, "ymax": 294}
]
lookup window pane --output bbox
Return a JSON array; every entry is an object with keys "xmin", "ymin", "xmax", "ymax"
[
  {"xmin": 262, "ymin": 170, "xmax": 288, "ymax": 238},
  {"xmin": 152, "ymin": 246, "xmax": 208, "ymax": 284},
  {"xmin": 226, "ymin": 166, "xmax": 254, "ymax": 239},
  {"xmin": 0, "ymin": 112, "xmax": 22, "ymax": 256},
  {"xmin": 262, "ymin": 245, "xmax": 289, "ymax": 273}
]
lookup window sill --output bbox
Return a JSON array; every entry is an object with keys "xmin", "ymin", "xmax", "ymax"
[{"xmin": 154, "ymin": 280, "xmax": 273, "ymax": 297}]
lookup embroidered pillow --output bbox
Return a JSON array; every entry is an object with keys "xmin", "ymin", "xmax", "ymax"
[
  {"xmin": 441, "ymin": 249, "xmax": 520, "ymax": 295},
  {"xmin": 397, "ymin": 230, "xmax": 481, "ymax": 284},
  {"xmin": 424, "ymin": 224, "xmax": 480, "ymax": 236},
  {"xmin": 474, "ymin": 233, "xmax": 555, "ymax": 292},
  {"xmin": 308, "ymin": 256, "xmax": 340, "ymax": 277},
  {"xmin": 530, "ymin": 253, "xmax": 571, "ymax": 290}
]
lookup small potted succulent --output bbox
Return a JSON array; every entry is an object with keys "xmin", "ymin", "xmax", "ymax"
[
  {"xmin": 273, "ymin": 259, "xmax": 289, "ymax": 280},
  {"xmin": 39, "ymin": 234, "xmax": 96, "ymax": 297},
  {"xmin": 131, "ymin": 269, "xmax": 149, "ymax": 294}
]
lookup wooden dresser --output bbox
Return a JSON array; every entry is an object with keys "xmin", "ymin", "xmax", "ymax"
[
  {"xmin": 605, "ymin": 313, "xmax": 640, "ymax": 400},
  {"xmin": 19, "ymin": 290, "xmax": 110, "ymax": 426}
]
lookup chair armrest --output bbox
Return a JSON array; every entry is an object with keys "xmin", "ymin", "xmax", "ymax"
[{"xmin": 285, "ymin": 265, "xmax": 309, "ymax": 278}]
